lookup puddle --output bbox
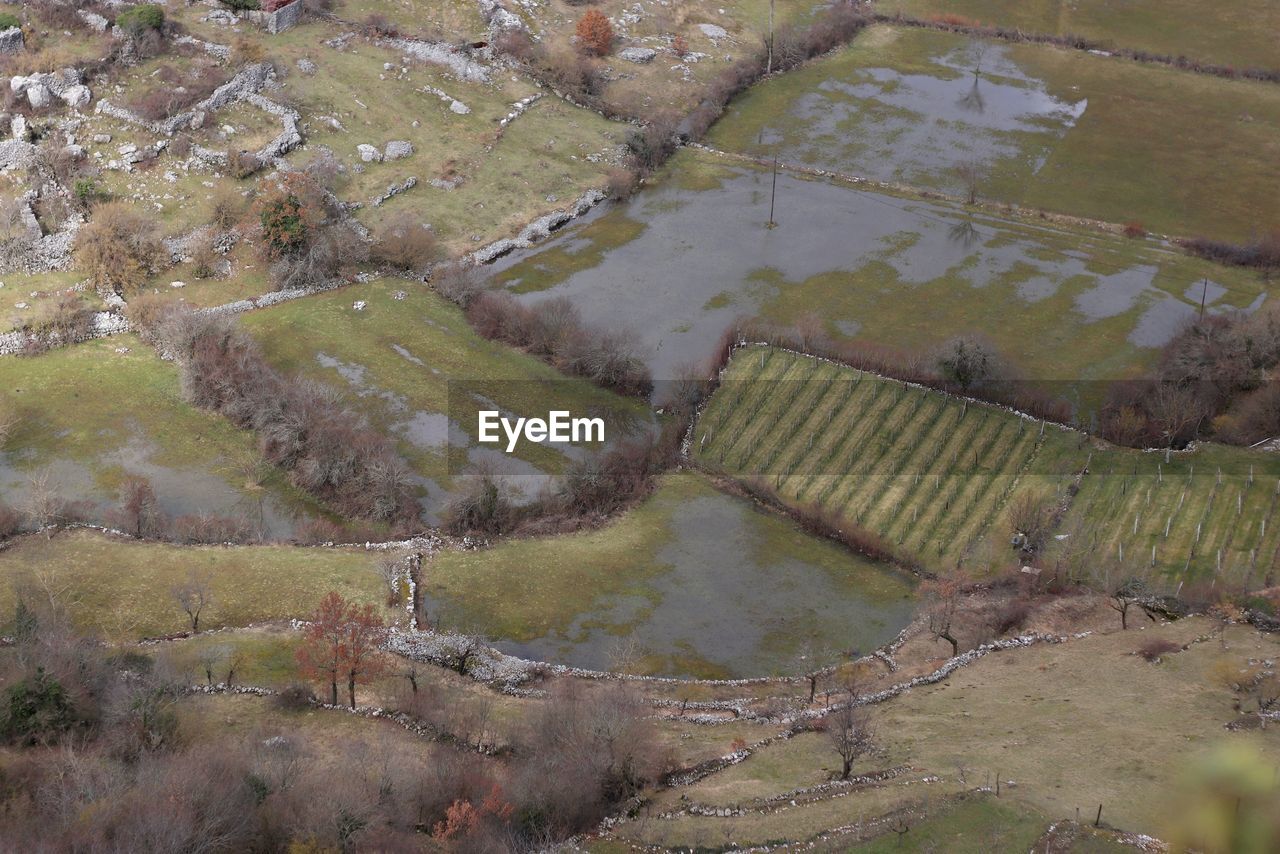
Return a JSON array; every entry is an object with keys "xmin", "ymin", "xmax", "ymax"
[
  {"xmin": 427, "ymin": 484, "xmax": 915, "ymax": 677},
  {"xmin": 1, "ymin": 433, "xmax": 305, "ymax": 539},
  {"xmin": 394, "ymin": 411, "xmax": 470, "ymax": 451}
]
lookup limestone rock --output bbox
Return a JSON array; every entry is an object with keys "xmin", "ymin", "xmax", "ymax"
[
  {"xmin": 383, "ymin": 140, "xmax": 413, "ymax": 160},
  {"xmin": 357, "ymin": 143, "xmax": 382, "ymax": 162},
  {"xmin": 61, "ymin": 84, "xmax": 92, "ymax": 110},
  {"xmin": 449, "ymin": 100, "xmax": 470, "ymax": 115},
  {"xmin": 619, "ymin": 47, "xmax": 657, "ymax": 63},
  {"xmin": 25, "ymin": 83, "xmax": 52, "ymax": 110},
  {"xmin": 0, "ymin": 27, "xmax": 22, "ymax": 55}
]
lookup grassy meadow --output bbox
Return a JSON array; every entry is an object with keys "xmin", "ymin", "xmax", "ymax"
[
  {"xmin": 0, "ymin": 531, "xmax": 388, "ymax": 641},
  {"xmin": 0, "ymin": 335, "xmax": 324, "ymax": 529}
]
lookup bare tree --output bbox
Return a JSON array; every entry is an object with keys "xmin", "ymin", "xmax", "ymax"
[
  {"xmin": 923, "ymin": 575, "xmax": 962, "ymax": 656},
  {"xmin": 1099, "ymin": 561, "xmax": 1148, "ymax": 630},
  {"xmin": 196, "ymin": 644, "xmax": 229, "ymax": 686},
  {"xmin": 824, "ymin": 690, "xmax": 874, "ymax": 780},
  {"xmin": 115, "ymin": 475, "xmax": 162, "ymax": 539},
  {"xmin": 171, "ymin": 570, "xmax": 213, "ymax": 634},
  {"xmin": 222, "ymin": 649, "xmax": 246, "ymax": 687},
  {"xmin": 797, "ymin": 641, "xmax": 838, "ymax": 703},
  {"xmin": 1007, "ymin": 489, "xmax": 1053, "ymax": 557},
  {"xmin": 375, "ymin": 552, "xmax": 407, "ymax": 607}
]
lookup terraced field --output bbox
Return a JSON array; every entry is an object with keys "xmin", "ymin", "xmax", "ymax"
[{"xmin": 695, "ymin": 345, "xmax": 1280, "ymax": 582}]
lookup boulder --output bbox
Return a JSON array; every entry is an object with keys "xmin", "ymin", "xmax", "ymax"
[
  {"xmin": 9, "ymin": 114, "xmax": 25, "ymax": 140},
  {"xmin": 60, "ymin": 84, "xmax": 92, "ymax": 110},
  {"xmin": 449, "ymin": 100, "xmax": 470, "ymax": 115},
  {"xmin": 619, "ymin": 47, "xmax": 657, "ymax": 63},
  {"xmin": 297, "ymin": 57, "xmax": 317, "ymax": 74},
  {"xmin": 383, "ymin": 140, "xmax": 413, "ymax": 160},
  {"xmin": 698, "ymin": 23, "xmax": 728, "ymax": 39},
  {"xmin": 25, "ymin": 83, "xmax": 52, "ymax": 110},
  {"xmin": 357, "ymin": 143, "xmax": 382, "ymax": 162}
]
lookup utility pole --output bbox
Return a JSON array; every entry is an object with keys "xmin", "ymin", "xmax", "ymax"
[
  {"xmin": 1198, "ymin": 277, "xmax": 1208, "ymax": 321},
  {"xmin": 767, "ymin": 153, "xmax": 779, "ymax": 229}
]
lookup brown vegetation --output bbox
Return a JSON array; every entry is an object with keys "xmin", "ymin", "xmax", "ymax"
[
  {"xmin": 153, "ymin": 309, "xmax": 417, "ymax": 524},
  {"xmin": 463, "ymin": 292, "xmax": 652, "ymax": 396},
  {"xmin": 74, "ymin": 201, "xmax": 163, "ymax": 296},
  {"xmin": 1100, "ymin": 303, "xmax": 1280, "ymax": 446},
  {"xmin": 370, "ymin": 212, "xmax": 438, "ymax": 275},
  {"xmin": 575, "ymin": 9, "xmax": 614, "ymax": 57}
]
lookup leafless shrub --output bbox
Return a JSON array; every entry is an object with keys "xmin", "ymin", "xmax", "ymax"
[
  {"xmin": 431, "ymin": 260, "xmax": 485, "ymax": 307},
  {"xmin": 156, "ymin": 310, "xmax": 416, "ymax": 523},
  {"xmin": 370, "ymin": 213, "xmax": 438, "ymax": 274},
  {"xmin": 23, "ymin": 292, "xmax": 95, "ymax": 349},
  {"xmin": 465, "ymin": 292, "xmax": 652, "ymax": 396},
  {"xmin": 74, "ymin": 201, "xmax": 163, "ymax": 296},
  {"xmin": 209, "ymin": 186, "xmax": 248, "ymax": 231},
  {"xmin": 1137, "ymin": 637, "xmax": 1181, "ymax": 662}
]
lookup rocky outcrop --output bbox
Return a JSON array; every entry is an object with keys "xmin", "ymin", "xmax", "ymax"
[
  {"xmin": 0, "ymin": 139, "xmax": 36, "ymax": 172},
  {"xmin": 387, "ymin": 38, "xmax": 490, "ymax": 83},
  {"xmin": 619, "ymin": 47, "xmax": 657, "ymax": 63},
  {"xmin": 77, "ymin": 10, "xmax": 110, "ymax": 33},
  {"xmin": 0, "ymin": 26, "xmax": 22, "ymax": 55},
  {"xmin": 10, "ymin": 69, "xmax": 91, "ymax": 111},
  {"xmin": 244, "ymin": 0, "xmax": 303, "ymax": 34},
  {"xmin": 383, "ymin": 140, "xmax": 413, "ymax": 160}
]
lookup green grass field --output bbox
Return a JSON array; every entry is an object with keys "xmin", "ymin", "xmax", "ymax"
[
  {"xmin": 695, "ymin": 345, "xmax": 1280, "ymax": 581},
  {"xmin": 873, "ymin": 0, "xmax": 1280, "ymax": 71},
  {"xmin": 707, "ymin": 25, "xmax": 1280, "ymax": 241},
  {"xmin": 0, "ymin": 531, "xmax": 388, "ymax": 641}
]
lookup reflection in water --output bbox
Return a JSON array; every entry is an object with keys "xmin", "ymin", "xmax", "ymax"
[
  {"xmin": 427, "ymin": 483, "xmax": 916, "ymax": 678},
  {"xmin": 493, "ymin": 161, "xmax": 1235, "ymax": 381}
]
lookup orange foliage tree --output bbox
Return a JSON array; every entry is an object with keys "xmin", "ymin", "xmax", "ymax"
[
  {"xmin": 295, "ymin": 591, "xmax": 389, "ymax": 707},
  {"xmin": 576, "ymin": 9, "xmax": 614, "ymax": 56}
]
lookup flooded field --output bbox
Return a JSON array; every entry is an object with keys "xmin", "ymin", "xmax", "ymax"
[
  {"xmin": 706, "ymin": 26, "xmax": 1280, "ymax": 240},
  {"xmin": 0, "ymin": 338, "xmax": 322, "ymax": 539},
  {"xmin": 715, "ymin": 32, "xmax": 1086, "ymax": 192},
  {"xmin": 492, "ymin": 149, "xmax": 1262, "ymax": 386},
  {"xmin": 241, "ymin": 280, "xmax": 653, "ymax": 523},
  {"xmin": 423, "ymin": 474, "xmax": 916, "ymax": 678}
]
